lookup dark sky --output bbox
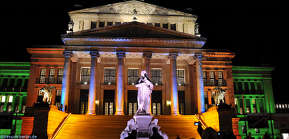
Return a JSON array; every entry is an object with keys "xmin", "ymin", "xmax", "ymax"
[{"xmin": 1, "ymin": 0, "xmax": 288, "ymax": 103}]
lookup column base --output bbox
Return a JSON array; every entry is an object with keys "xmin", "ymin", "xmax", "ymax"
[{"xmin": 115, "ymin": 111, "xmax": 124, "ymax": 115}]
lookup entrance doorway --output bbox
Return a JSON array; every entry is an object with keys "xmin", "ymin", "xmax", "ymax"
[
  {"xmin": 103, "ymin": 90, "xmax": 115, "ymax": 115},
  {"xmin": 127, "ymin": 90, "xmax": 137, "ymax": 115},
  {"xmin": 79, "ymin": 89, "xmax": 88, "ymax": 114},
  {"xmin": 151, "ymin": 91, "xmax": 162, "ymax": 115},
  {"xmin": 178, "ymin": 91, "xmax": 185, "ymax": 114}
]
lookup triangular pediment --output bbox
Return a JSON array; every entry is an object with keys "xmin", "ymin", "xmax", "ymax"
[
  {"xmin": 69, "ymin": 0, "xmax": 193, "ymax": 17},
  {"xmin": 63, "ymin": 21, "xmax": 201, "ymax": 40}
]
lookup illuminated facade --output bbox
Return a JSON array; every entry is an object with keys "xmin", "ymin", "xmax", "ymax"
[
  {"xmin": 0, "ymin": 62, "xmax": 30, "ymax": 136},
  {"xmin": 232, "ymin": 66, "xmax": 279, "ymax": 139},
  {"xmin": 0, "ymin": 1, "xmax": 283, "ymax": 138},
  {"xmin": 25, "ymin": 0, "xmax": 235, "ymax": 116}
]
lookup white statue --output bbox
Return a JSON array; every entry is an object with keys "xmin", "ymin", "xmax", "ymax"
[
  {"xmin": 135, "ymin": 70, "xmax": 153, "ymax": 114},
  {"xmin": 39, "ymin": 87, "xmax": 52, "ymax": 104},
  {"xmin": 212, "ymin": 89, "xmax": 226, "ymax": 105}
]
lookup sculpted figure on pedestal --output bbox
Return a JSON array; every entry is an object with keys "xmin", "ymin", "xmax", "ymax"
[{"xmin": 135, "ymin": 70, "xmax": 154, "ymax": 115}]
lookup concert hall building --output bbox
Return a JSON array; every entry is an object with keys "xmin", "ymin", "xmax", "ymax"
[
  {"xmin": 25, "ymin": 0, "xmax": 235, "ymax": 116},
  {"xmin": 0, "ymin": 0, "xmax": 281, "ymax": 138}
]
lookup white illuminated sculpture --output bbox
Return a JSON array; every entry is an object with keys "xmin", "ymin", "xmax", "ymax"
[
  {"xmin": 39, "ymin": 87, "xmax": 52, "ymax": 104},
  {"xmin": 121, "ymin": 70, "xmax": 167, "ymax": 139},
  {"xmin": 135, "ymin": 70, "xmax": 153, "ymax": 115}
]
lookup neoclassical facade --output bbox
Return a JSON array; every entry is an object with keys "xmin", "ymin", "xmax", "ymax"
[{"xmin": 25, "ymin": 0, "xmax": 235, "ymax": 115}]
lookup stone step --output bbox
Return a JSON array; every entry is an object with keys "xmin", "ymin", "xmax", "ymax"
[{"xmin": 55, "ymin": 114, "xmax": 201, "ymax": 139}]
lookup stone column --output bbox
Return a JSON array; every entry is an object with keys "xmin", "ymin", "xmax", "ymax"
[
  {"xmin": 208, "ymin": 90, "xmax": 212, "ymax": 105},
  {"xmin": 60, "ymin": 51, "xmax": 72, "ymax": 112},
  {"xmin": 87, "ymin": 51, "xmax": 99, "ymax": 115},
  {"xmin": 169, "ymin": 53, "xmax": 179, "ymax": 115},
  {"xmin": 195, "ymin": 54, "xmax": 205, "ymax": 113},
  {"xmin": 115, "ymin": 51, "xmax": 125, "ymax": 115}
]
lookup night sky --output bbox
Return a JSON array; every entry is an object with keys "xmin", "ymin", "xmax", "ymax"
[{"xmin": 0, "ymin": 0, "xmax": 288, "ymax": 103}]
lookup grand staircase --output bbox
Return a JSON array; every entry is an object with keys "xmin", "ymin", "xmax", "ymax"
[{"xmin": 54, "ymin": 114, "xmax": 201, "ymax": 139}]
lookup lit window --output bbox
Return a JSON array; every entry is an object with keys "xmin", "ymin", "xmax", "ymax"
[
  {"xmin": 57, "ymin": 68, "xmax": 64, "ymax": 83},
  {"xmin": 1, "ymin": 96, "xmax": 6, "ymax": 103},
  {"xmin": 151, "ymin": 69, "xmax": 162, "ymax": 85},
  {"xmin": 128, "ymin": 69, "xmax": 138, "ymax": 85},
  {"xmin": 104, "ymin": 68, "xmax": 116, "ymax": 85},
  {"xmin": 8, "ymin": 96, "xmax": 13, "ymax": 103},
  {"xmin": 40, "ymin": 68, "xmax": 46, "ymax": 84},
  {"xmin": 80, "ymin": 67, "xmax": 90, "ymax": 84},
  {"xmin": 48, "ymin": 68, "xmax": 55, "ymax": 84},
  {"xmin": 177, "ymin": 69, "xmax": 185, "ymax": 86}
]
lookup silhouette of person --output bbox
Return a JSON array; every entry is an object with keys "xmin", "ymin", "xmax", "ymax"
[
  {"xmin": 150, "ymin": 127, "xmax": 163, "ymax": 139},
  {"xmin": 125, "ymin": 130, "xmax": 137, "ymax": 139}
]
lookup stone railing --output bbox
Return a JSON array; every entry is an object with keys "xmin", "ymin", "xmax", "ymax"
[{"xmin": 47, "ymin": 105, "xmax": 68, "ymax": 139}]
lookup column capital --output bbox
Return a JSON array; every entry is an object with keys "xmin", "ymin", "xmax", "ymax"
[
  {"xmin": 116, "ymin": 51, "xmax": 126, "ymax": 59},
  {"xmin": 63, "ymin": 51, "xmax": 73, "ymax": 58},
  {"xmin": 90, "ymin": 51, "xmax": 100, "ymax": 58},
  {"xmin": 194, "ymin": 53, "xmax": 203, "ymax": 60},
  {"xmin": 143, "ymin": 51, "xmax": 152, "ymax": 59},
  {"xmin": 168, "ymin": 52, "xmax": 178, "ymax": 59}
]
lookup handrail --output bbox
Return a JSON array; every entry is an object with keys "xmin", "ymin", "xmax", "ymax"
[
  {"xmin": 195, "ymin": 114, "xmax": 207, "ymax": 129},
  {"xmin": 51, "ymin": 113, "xmax": 71, "ymax": 139}
]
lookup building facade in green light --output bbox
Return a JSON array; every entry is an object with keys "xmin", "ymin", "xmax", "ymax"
[
  {"xmin": 232, "ymin": 66, "xmax": 279, "ymax": 139},
  {"xmin": 0, "ymin": 62, "xmax": 30, "ymax": 137}
]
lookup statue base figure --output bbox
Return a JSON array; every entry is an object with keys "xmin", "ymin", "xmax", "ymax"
[{"xmin": 120, "ymin": 114, "xmax": 168, "ymax": 139}]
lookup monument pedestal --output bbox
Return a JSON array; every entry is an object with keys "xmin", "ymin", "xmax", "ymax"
[
  {"xmin": 134, "ymin": 115, "xmax": 152, "ymax": 138},
  {"xmin": 121, "ymin": 114, "xmax": 167, "ymax": 139}
]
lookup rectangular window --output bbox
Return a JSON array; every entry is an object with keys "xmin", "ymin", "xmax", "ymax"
[
  {"xmin": 80, "ymin": 68, "xmax": 90, "ymax": 85},
  {"xmin": 170, "ymin": 24, "xmax": 176, "ymax": 31},
  {"xmin": 104, "ymin": 68, "xmax": 116, "ymax": 85},
  {"xmin": 1, "ymin": 96, "xmax": 5, "ymax": 103},
  {"xmin": 238, "ymin": 82, "xmax": 243, "ymax": 93},
  {"xmin": 57, "ymin": 68, "xmax": 64, "ymax": 84},
  {"xmin": 239, "ymin": 99, "xmax": 243, "ymax": 114},
  {"xmin": 40, "ymin": 68, "xmax": 46, "ymax": 84},
  {"xmin": 177, "ymin": 69, "xmax": 185, "ymax": 86},
  {"xmin": 107, "ymin": 22, "xmax": 113, "ymax": 26},
  {"xmin": 162, "ymin": 23, "xmax": 168, "ymax": 29},
  {"xmin": 245, "ymin": 99, "xmax": 251, "ymax": 113},
  {"xmin": 209, "ymin": 71, "xmax": 215, "ymax": 86},
  {"xmin": 244, "ymin": 82, "xmax": 249, "ymax": 93},
  {"xmin": 151, "ymin": 69, "xmax": 162, "ymax": 85},
  {"xmin": 91, "ymin": 21, "xmax": 97, "ymax": 29},
  {"xmin": 115, "ymin": 22, "xmax": 121, "ymax": 25},
  {"xmin": 128, "ymin": 69, "xmax": 138, "ymax": 85},
  {"xmin": 250, "ymin": 82, "xmax": 256, "ymax": 93},
  {"xmin": 155, "ymin": 23, "xmax": 160, "ymax": 27},
  {"xmin": 217, "ymin": 71, "xmax": 223, "ymax": 79},
  {"xmin": 8, "ymin": 96, "xmax": 13, "ymax": 103},
  {"xmin": 48, "ymin": 68, "xmax": 55, "ymax": 84},
  {"xmin": 147, "ymin": 23, "xmax": 153, "ymax": 26},
  {"xmin": 252, "ymin": 99, "xmax": 257, "ymax": 113},
  {"xmin": 99, "ymin": 22, "xmax": 105, "ymax": 27}
]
